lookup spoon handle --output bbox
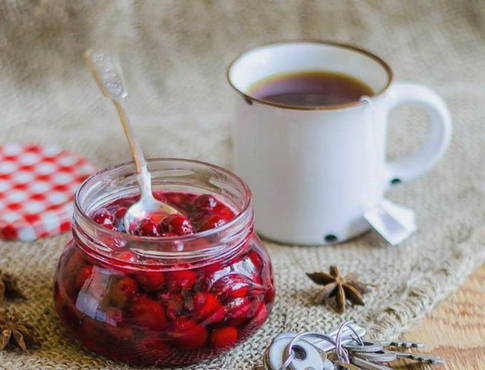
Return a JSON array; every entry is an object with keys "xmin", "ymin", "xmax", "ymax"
[
  {"xmin": 112, "ymin": 101, "xmax": 153, "ymax": 198},
  {"xmin": 84, "ymin": 50, "xmax": 153, "ymax": 199}
]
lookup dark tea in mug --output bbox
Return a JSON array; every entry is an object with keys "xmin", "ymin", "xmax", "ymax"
[{"xmin": 248, "ymin": 70, "xmax": 374, "ymax": 107}]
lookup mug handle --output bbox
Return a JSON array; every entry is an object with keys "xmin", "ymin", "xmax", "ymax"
[{"xmin": 384, "ymin": 81, "xmax": 452, "ymax": 185}]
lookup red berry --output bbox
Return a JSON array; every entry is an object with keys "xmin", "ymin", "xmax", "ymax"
[
  {"xmin": 207, "ymin": 307, "xmax": 226, "ymax": 325},
  {"xmin": 196, "ymin": 261, "xmax": 225, "ymax": 292},
  {"xmin": 170, "ymin": 317, "xmax": 208, "ymax": 349},
  {"xmin": 201, "ymin": 260, "xmax": 223, "ymax": 275},
  {"xmin": 199, "ymin": 214, "xmax": 228, "ymax": 231},
  {"xmin": 135, "ymin": 270, "xmax": 165, "ymax": 292},
  {"xmin": 93, "ymin": 208, "xmax": 114, "ymax": 229},
  {"xmin": 180, "ymin": 193, "xmax": 197, "ymax": 207},
  {"xmin": 163, "ymin": 193, "xmax": 196, "ymax": 211},
  {"xmin": 152, "ymin": 192, "xmax": 168, "ymax": 203},
  {"xmin": 166, "ymin": 270, "xmax": 197, "ymax": 293},
  {"xmin": 214, "ymin": 203, "xmax": 235, "ymax": 220},
  {"xmin": 210, "ymin": 326, "xmax": 238, "ymax": 348},
  {"xmin": 110, "ymin": 277, "xmax": 139, "ymax": 306},
  {"xmin": 194, "ymin": 194, "xmax": 218, "ymax": 211},
  {"xmin": 135, "ymin": 219, "xmax": 161, "ymax": 237},
  {"xmin": 248, "ymin": 249, "xmax": 264, "ymax": 272},
  {"xmin": 226, "ymin": 297, "xmax": 252, "ymax": 320},
  {"xmin": 249, "ymin": 272, "xmax": 264, "ymax": 290},
  {"xmin": 164, "ymin": 192, "xmax": 185, "ymax": 205},
  {"xmin": 114, "ymin": 207, "xmax": 127, "ymax": 222},
  {"xmin": 193, "ymin": 292, "xmax": 225, "ymax": 324},
  {"xmin": 75, "ymin": 265, "xmax": 94, "ymax": 290},
  {"xmin": 129, "ymin": 296, "xmax": 167, "ymax": 330},
  {"xmin": 161, "ymin": 214, "xmax": 194, "ymax": 236},
  {"xmin": 211, "ymin": 274, "xmax": 250, "ymax": 301},
  {"xmin": 266, "ymin": 286, "xmax": 276, "ymax": 304},
  {"xmin": 113, "ymin": 207, "xmax": 128, "ymax": 231},
  {"xmin": 193, "ymin": 292, "xmax": 220, "ymax": 315},
  {"xmin": 248, "ymin": 302, "xmax": 269, "ymax": 328}
]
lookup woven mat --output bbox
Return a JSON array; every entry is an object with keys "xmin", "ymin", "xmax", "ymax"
[{"xmin": 1, "ymin": 1, "xmax": 484, "ymax": 369}]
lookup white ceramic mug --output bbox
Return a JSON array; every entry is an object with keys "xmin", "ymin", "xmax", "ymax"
[{"xmin": 227, "ymin": 41, "xmax": 451, "ymax": 245}]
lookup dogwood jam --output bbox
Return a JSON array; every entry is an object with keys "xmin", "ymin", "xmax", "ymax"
[{"xmin": 54, "ymin": 187, "xmax": 274, "ymax": 366}]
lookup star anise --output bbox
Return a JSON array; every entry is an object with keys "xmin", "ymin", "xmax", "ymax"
[
  {"xmin": 0, "ymin": 310, "xmax": 34, "ymax": 351},
  {"xmin": 306, "ymin": 265, "xmax": 371, "ymax": 313},
  {"xmin": 0, "ymin": 272, "xmax": 25, "ymax": 303}
]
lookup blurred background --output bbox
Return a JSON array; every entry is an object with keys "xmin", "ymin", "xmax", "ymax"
[{"xmin": 1, "ymin": 0, "xmax": 483, "ymax": 170}]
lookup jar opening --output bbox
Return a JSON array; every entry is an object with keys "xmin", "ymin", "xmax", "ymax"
[{"xmin": 73, "ymin": 158, "xmax": 253, "ymax": 265}]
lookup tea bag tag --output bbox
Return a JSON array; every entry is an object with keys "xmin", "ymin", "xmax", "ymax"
[{"xmin": 364, "ymin": 199, "xmax": 416, "ymax": 245}]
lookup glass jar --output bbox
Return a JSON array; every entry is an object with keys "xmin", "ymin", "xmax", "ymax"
[{"xmin": 53, "ymin": 159, "xmax": 275, "ymax": 366}]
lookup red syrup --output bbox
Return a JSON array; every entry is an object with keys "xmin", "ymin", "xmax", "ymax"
[{"xmin": 54, "ymin": 191, "xmax": 275, "ymax": 366}]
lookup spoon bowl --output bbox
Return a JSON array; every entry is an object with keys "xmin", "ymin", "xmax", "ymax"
[{"xmin": 122, "ymin": 173, "xmax": 181, "ymax": 232}]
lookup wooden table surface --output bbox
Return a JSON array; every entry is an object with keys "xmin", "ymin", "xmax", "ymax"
[{"xmin": 393, "ymin": 264, "xmax": 485, "ymax": 370}]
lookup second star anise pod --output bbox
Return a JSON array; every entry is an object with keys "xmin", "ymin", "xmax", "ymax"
[
  {"xmin": 0, "ymin": 310, "xmax": 34, "ymax": 351},
  {"xmin": 306, "ymin": 265, "xmax": 371, "ymax": 313},
  {"xmin": 0, "ymin": 272, "xmax": 25, "ymax": 303}
]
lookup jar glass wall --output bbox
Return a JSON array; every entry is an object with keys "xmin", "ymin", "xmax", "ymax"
[{"xmin": 53, "ymin": 159, "xmax": 275, "ymax": 366}]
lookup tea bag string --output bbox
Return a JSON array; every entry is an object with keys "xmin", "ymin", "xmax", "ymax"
[{"xmin": 360, "ymin": 95, "xmax": 379, "ymax": 209}]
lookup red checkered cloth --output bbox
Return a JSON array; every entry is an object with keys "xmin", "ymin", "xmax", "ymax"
[{"xmin": 0, "ymin": 144, "xmax": 96, "ymax": 241}]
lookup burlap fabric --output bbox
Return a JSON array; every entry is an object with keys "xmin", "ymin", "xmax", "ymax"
[{"xmin": 0, "ymin": 1, "xmax": 484, "ymax": 368}]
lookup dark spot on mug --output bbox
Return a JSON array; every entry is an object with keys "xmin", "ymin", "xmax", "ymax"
[
  {"xmin": 324, "ymin": 234, "xmax": 338, "ymax": 243},
  {"xmin": 390, "ymin": 178, "xmax": 402, "ymax": 185},
  {"xmin": 243, "ymin": 96, "xmax": 253, "ymax": 105}
]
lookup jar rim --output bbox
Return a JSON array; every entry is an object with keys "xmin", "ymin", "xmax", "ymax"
[{"xmin": 74, "ymin": 158, "xmax": 252, "ymax": 249}]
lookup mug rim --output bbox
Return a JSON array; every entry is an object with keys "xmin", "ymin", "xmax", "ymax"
[{"xmin": 226, "ymin": 40, "xmax": 394, "ymax": 111}]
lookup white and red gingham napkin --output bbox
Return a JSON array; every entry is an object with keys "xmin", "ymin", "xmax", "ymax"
[{"xmin": 0, "ymin": 144, "xmax": 96, "ymax": 241}]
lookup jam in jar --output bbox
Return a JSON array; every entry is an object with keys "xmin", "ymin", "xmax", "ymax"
[{"xmin": 53, "ymin": 159, "xmax": 275, "ymax": 366}]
